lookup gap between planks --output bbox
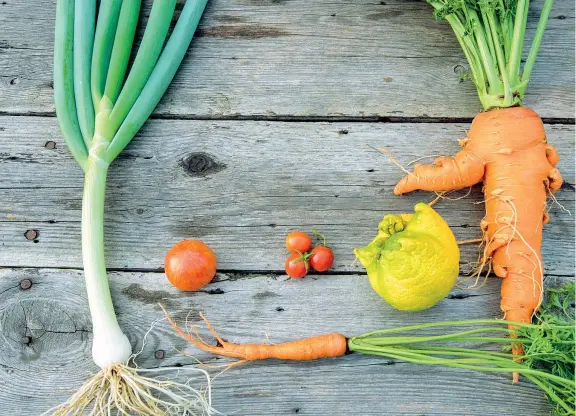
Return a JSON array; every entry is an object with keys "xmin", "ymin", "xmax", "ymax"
[
  {"xmin": 0, "ymin": 111, "xmax": 574, "ymax": 125},
  {"xmin": 2, "ymin": 265, "xmax": 574, "ymax": 279}
]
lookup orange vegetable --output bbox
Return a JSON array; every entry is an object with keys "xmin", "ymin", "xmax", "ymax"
[
  {"xmin": 164, "ymin": 240, "xmax": 217, "ymax": 291},
  {"xmin": 394, "ymin": 107, "xmax": 563, "ymax": 358},
  {"xmin": 162, "ymin": 306, "xmax": 347, "ymax": 363}
]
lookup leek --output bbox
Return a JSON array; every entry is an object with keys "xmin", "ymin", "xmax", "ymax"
[{"xmin": 50, "ymin": 0, "xmax": 215, "ymax": 414}]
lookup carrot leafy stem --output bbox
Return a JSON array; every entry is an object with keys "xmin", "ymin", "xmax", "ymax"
[{"xmin": 429, "ymin": 0, "xmax": 554, "ymax": 110}]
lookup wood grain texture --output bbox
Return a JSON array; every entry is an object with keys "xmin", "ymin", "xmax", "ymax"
[
  {"xmin": 1, "ymin": 117, "xmax": 574, "ymax": 274},
  {"xmin": 0, "ymin": 0, "xmax": 574, "ymax": 118},
  {"xmin": 0, "ymin": 268, "xmax": 570, "ymax": 415}
]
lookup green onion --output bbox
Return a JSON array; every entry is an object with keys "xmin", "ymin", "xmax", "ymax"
[{"xmin": 50, "ymin": 1, "xmax": 214, "ymax": 414}]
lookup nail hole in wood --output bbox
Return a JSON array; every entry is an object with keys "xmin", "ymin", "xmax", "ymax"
[
  {"xmin": 19, "ymin": 279, "xmax": 32, "ymax": 290},
  {"xmin": 276, "ymin": 307, "xmax": 284, "ymax": 312},
  {"xmin": 24, "ymin": 230, "xmax": 38, "ymax": 240},
  {"xmin": 154, "ymin": 350, "xmax": 165, "ymax": 359},
  {"xmin": 44, "ymin": 141, "xmax": 57, "ymax": 150}
]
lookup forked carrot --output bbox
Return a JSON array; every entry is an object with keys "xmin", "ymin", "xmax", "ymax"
[
  {"xmin": 161, "ymin": 305, "xmax": 347, "ymax": 363},
  {"xmin": 391, "ymin": 0, "xmax": 564, "ymax": 371},
  {"xmin": 395, "ymin": 107, "xmax": 563, "ymax": 330},
  {"xmin": 160, "ymin": 302, "xmax": 575, "ymax": 414}
]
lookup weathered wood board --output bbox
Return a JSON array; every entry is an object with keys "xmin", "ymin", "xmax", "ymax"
[
  {"xmin": 0, "ymin": 268, "xmax": 570, "ymax": 415},
  {"xmin": 0, "ymin": 0, "xmax": 574, "ymax": 118},
  {"xmin": 1, "ymin": 117, "xmax": 574, "ymax": 274},
  {"xmin": 1, "ymin": 0, "xmax": 574, "ymax": 414}
]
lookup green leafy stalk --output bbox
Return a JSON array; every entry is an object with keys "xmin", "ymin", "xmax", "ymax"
[
  {"xmin": 105, "ymin": 0, "xmax": 209, "ymax": 161},
  {"xmin": 507, "ymin": 0, "xmax": 530, "ymax": 86},
  {"xmin": 103, "ymin": 0, "xmax": 142, "ymax": 105},
  {"xmin": 519, "ymin": 0, "xmax": 554, "ymax": 94},
  {"xmin": 54, "ymin": 0, "xmax": 88, "ymax": 170},
  {"xmin": 102, "ymin": 0, "xmax": 177, "ymax": 141},
  {"xmin": 73, "ymin": 0, "xmax": 96, "ymax": 146},
  {"xmin": 428, "ymin": 0, "xmax": 555, "ymax": 110},
  {"xmin": 91, "ymin": 0, "xmax": 122, "ymax": 111},
  {"xmin": 349, "ymin": 283, "xmax": 576, "ymax": 415}
]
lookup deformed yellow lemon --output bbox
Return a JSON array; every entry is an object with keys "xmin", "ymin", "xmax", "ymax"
[{"xmin": 354, "ymin": 203, "xmax": 460, "ymax": 311}]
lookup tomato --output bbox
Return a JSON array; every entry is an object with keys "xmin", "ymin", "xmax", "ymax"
[
  {"xmin": 309, "ymin": 246, "xmax": 334, "ymax": 272},
  {"xmin": 164, "ymin": 240, "xmax": 217, "ymax": 291},
  {"xmin": 285, "ymin": 231, "xmax": 312, "ymax": 253},
  {"xmin": 285, "ymin": 253, "xmax": 309, "ymax": 278}
]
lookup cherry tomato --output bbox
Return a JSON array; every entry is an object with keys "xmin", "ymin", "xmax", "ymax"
[
  {"xmin": 285, "ymin": 253, "xmax": 309, "ymax": 278},
  {"xmin": 309, "ymin": 246, "xmax": 334, "ymax": 272},
  {"xmin": 285, "ymin": 231, "xmax": 312, "ymax": 253},
  {"xmin": 165, "ymin": 240, "xmax": 217, "ymax": 291}
]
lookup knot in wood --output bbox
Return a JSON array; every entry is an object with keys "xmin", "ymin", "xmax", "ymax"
[{"xmin": 181, "ymin": 152, "xmax": 225, "ymax": 177}]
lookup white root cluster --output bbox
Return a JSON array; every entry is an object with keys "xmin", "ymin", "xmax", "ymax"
[{"xmin": 44, "ymin": 364, "xmax": 216, "ymax": 416}]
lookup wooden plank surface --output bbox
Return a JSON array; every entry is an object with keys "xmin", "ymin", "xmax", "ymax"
[
  {"xmin": 1, "ymin": 1, "xmax": 574, "ymax": 414},
  {"xmin": 0, "ymin": 267, "xmax": 569, "ymax": 415},
  {"xmin": 0, "ymin": 0, "xmax": 574, "ymax": 119},
  {"xmin": 1, "ymin": 117, "xmax": 574, "ymax": 274}
]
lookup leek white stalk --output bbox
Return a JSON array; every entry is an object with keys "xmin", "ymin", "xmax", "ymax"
[
  {"xmin": 50, "ymin": 0, "xmax": 214, "ymax": 414},
  {"xmin": 81, "ymin": 155, "xmax": 132, "ymax": 368}
]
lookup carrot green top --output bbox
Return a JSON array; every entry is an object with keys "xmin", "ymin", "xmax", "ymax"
[{"xmin": 429, "ymin": 0, "xmax": 554, "ymax": 110}]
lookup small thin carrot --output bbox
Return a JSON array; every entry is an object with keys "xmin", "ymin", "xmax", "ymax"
[{"xmin": 161, "ymin": 304, "xmax": 347, "ymax": 364}]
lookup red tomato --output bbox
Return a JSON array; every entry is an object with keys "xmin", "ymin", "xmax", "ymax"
[
  {"xmin": 285, "ymin": 253, "xmax": 309, "ymax": 278},
  {"xmin": 165, "ymin": 240, "xmax": 217, "ymax": 291},
  {"xmin": 309, "ymin": 246, "xmax": 334, "ymax": 272},
  {"xmin": 285, "ymin": 231, "xmax": 312, "ymax": 253}
]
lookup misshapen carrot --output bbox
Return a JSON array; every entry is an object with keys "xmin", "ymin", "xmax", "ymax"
[
  {"xmin": 395, "ymin": 107, "xmax": 563, "ymax": 334},
  {"xmin": 162, "ymin": 305, "xmax": 347, "ymax": 363}
]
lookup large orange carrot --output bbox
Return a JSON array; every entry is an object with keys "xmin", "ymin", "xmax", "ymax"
[
  {"xmin": 396, "ymin": 107, "xmax": 563, "ymax": 370},
  {"xmin": 398, "ymin": 0, "xmax": 563, "ymax": 369},
  {"xmin": 396, "ymin": 107, "xmax": 562, "ymax": 328}
]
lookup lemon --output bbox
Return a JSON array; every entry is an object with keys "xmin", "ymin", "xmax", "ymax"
[{"xmin": 354, "ymin": 203, "xmax": 460, "ymax": 311}]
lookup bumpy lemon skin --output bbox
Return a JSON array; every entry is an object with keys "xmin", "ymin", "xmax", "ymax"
[{"xmin": 355, "ymin": 203, "xmax": 460, "ymax": 311}]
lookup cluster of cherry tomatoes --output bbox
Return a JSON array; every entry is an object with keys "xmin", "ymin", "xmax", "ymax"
[{"xmin": 284, "ymin": 230, "xmax": 335, "ymax": 278}]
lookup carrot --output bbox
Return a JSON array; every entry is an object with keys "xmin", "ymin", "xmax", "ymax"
[
  {"xmin": 395, "ymin": 107, "xmax": 562, "ymax": 328},
  {"xmin": 161, "ymin": 289, "xmax": 576, "ymax": 415},
  {"xmin": 393, "ymin": 0, "xmax": 563, "ymax": 375},
  {"xmin": 161, "ymin": 305, "xmax": 347, "ymax": 363}
]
